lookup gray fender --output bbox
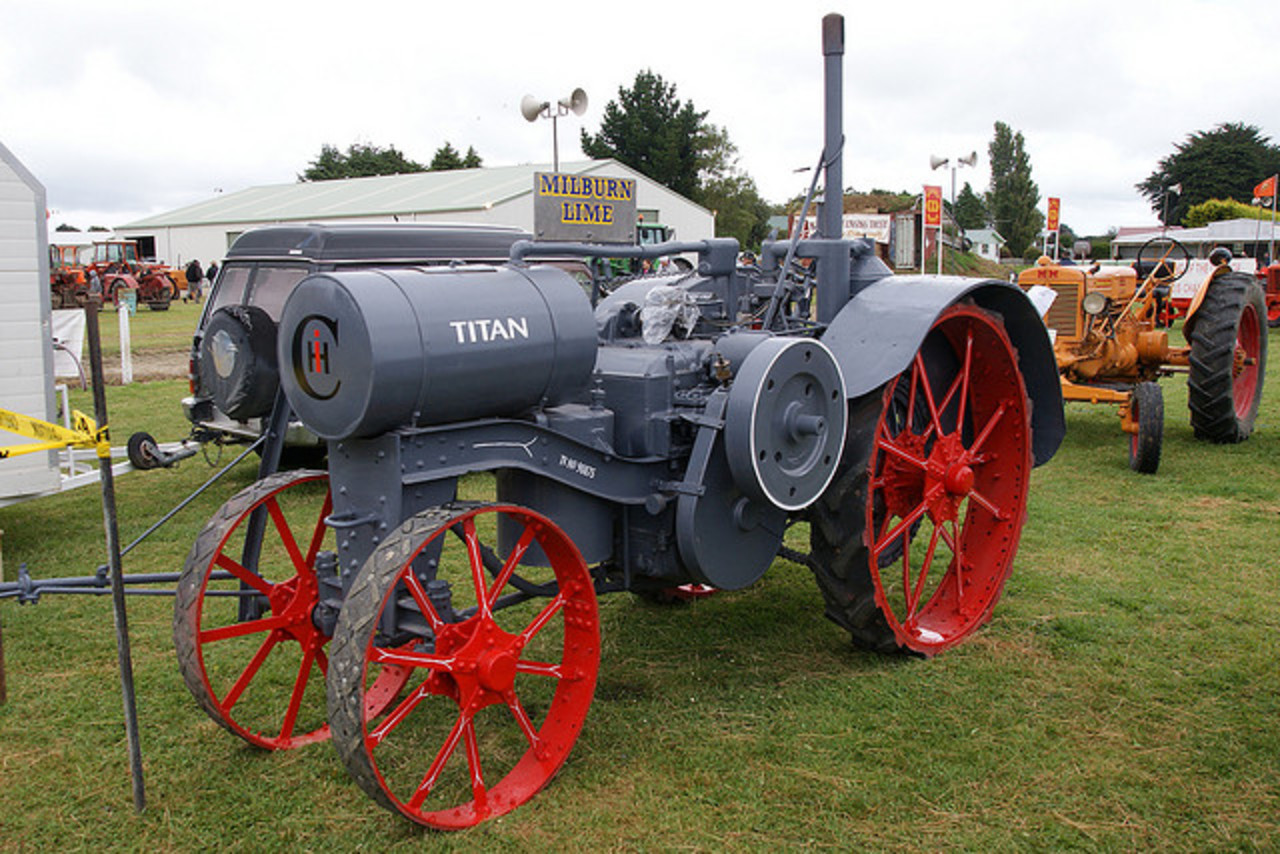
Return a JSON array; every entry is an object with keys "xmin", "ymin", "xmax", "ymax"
[{"xmin": 820, "ymin": 275, "xmax": 1065, "ymax": 466}]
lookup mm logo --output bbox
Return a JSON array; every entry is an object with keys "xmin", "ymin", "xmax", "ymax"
[{"xmin": 292, "ymin": 315, "xmax": 341, "ymax": 400}]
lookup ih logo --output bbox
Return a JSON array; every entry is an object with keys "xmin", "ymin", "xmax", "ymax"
[{"xmin": 293, "ymin": 315, "xmax": 341, "ymax": 400}]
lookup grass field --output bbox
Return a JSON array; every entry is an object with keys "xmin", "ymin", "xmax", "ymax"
[
  {"xmin": 0, "ymin": 327, "xmax": 1277, "ymax": 850},
  {"xmin": 90, "ymin": 298, "xmax": 205, "ymax": 360}
]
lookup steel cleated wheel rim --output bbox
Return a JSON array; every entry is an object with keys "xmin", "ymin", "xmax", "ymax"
[
  {"xmin": 865, "ymin": 304, "xmax": 1032, "ymax": 655},
  {"xmin": 175, "ymin": 471, "xmax": 338, "ymax": 749},
  {"xmin": 327, "ymin": 503, "xmax": 599, "ymax": 830}
]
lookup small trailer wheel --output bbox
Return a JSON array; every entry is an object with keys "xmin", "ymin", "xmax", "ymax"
[{"xmin": 327, "ymin": 503, "xmax": 599, "ymax": 829}]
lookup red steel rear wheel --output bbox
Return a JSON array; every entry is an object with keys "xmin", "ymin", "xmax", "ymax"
[
  {"xmin": 866, "ymin": 304, "xmax": 1031, "ymax": 654},
  {"xmin": 327, "ymin": 503, "xmax": 599, "ymax": 829},
  {"xmin": 810, "ymin": 303, "xmax": 1032, "ymax": 655}
]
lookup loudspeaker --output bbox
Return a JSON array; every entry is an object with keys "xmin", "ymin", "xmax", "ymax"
[
  {"xmin": 521, "ymin": 95, "xmax": 549, "ymax": 122},
  {"xmin": 559, "ymin": 88, "xmax": 588, "ymax": 116}
]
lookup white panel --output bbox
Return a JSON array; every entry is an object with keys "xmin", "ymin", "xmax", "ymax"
[{"xmin": 0, "ymin": 147, "xmax": 59, "ymax": 498}]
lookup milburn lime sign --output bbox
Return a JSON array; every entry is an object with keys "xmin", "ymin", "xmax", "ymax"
[{"xmin": 533, "ymin": 172, "xmax": 637, "ymax": 243}]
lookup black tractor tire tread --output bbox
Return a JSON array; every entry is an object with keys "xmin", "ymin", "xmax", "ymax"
[
  {"xmin": 807, "ymin": 393, "xmax": 905, "ymax": 655},
  {"xmin": 173, "ymin": 469, "xmax": 327, "ymax": 743},
  {"xmin": 1129, "ymin": 381, "xmax": 1163, "ymax": 474},
  {"xmin": 1187, "ymin": 273, "xmax": 1267, "ymax": 443}
]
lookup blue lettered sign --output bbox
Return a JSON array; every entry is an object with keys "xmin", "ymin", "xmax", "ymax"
[{"xmin": 533, "ymin": 172, "xmax": 637, "ymax": 243}]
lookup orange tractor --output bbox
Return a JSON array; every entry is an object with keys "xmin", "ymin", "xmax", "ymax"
[
  {"xmin": 85, "ymin": 239, "xmax": 177, "ymax": 311},
  {"xmin": 1019, "ymin": 238, "xmax": 1267, "ymax": 473},
  {"xmin": 48, "ymin": 243, "xmax": 92, "ymax": 307}
]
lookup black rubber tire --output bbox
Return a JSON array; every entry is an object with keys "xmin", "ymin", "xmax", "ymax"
[
  {"xmin": 199, "ymin": 305, "xmax": 279, "ymax": 421},
  {"xmin": 126, "ymin": 431, "xmax": 161, "ymax": 470},
  {"xmin": 1187, "ymin": 273, "xmax": 1267, "ymax": 443},
  {"xmin": 807, "ymin": 392, "xmax": 903, "ymax": 655},
  {"xmin": 1128, "ymin": 382, "xmax": 1163, "ymax": 474}
]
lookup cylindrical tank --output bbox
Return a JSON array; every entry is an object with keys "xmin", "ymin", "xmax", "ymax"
[{"xmin": 277, "ymin": 265, "xmax": 597, "ymax": 439}]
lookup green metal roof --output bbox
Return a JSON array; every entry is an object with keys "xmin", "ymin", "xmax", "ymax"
[{"xmin": 120, "ymin": 159, "xmax": 635, "ymax": 228}]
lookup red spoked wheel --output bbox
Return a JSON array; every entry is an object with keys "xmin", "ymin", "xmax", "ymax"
[
  {"xmin": 174, "ymin": 470, "xmax": 337, "ymax": 749},
  {"xmin": 327, "ymin": 503, "xmax": 599, "ymax": 830},
  {"xmin": 867, "ymin": 304, "xmax": 1031, "ymax": 654},
  {"xmin": 809, "ymin": 302, "xmax": 1032, "ymax": 656}
]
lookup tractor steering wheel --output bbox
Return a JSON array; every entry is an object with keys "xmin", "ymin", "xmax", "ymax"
[{"xmin": 1135, "ymin": 236, "xmax": 1190, "ymax": 285}]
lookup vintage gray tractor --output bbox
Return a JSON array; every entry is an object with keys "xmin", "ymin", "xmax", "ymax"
[{"xmin": 174, "ymin": 15, "xmax": 1064, "ymax": 829}]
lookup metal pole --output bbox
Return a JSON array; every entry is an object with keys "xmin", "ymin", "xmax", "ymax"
[
  {"xmin": 1271, "ymin": 173, "xmax": 1277, "ymax": 265},
  {"xmin": 0, "ymin": 607, "xmax": 6, "ymax": 706},
  {"xmin": 949, "ymin": 164, "xmax": 958, "ymax": 272},
  {"xmin": 552, "ymin": 112, "xmax": 560, "ymax": 174},
  {"xmin": 84, "ymin": 301, "xmax": 146, "ymax": 813}
]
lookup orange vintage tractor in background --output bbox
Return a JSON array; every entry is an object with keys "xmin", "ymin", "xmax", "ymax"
[
  {"xmin": 49, "ymin": 243, "xmax": 91, "ymax": 307},
  {"xmin": 1019, "ymin": 238, "xmax": 1267, "ymax": 473}
]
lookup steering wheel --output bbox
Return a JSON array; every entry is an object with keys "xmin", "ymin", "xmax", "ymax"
[{"xmin": 1135, "ymin": 236, "xmax": 1190, "ymax": 285}]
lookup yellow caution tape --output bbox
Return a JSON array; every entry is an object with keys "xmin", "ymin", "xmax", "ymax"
[{"xmin": 0, "ymin": 407, "xmax": 111, "ymax": 460}]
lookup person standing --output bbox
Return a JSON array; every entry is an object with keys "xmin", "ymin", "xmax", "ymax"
[
  {"xmin": 206, "ymin": 260, "xmax": 219, "ymax": 287},
  {"xmin": 185, "ymin": 259, "xmax": 203, "ymax": 303}
]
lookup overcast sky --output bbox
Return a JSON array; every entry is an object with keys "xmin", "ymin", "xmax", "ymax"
[{"xmin": 4, "ymin": 0, "xmax": 1278, "ymax": 238}]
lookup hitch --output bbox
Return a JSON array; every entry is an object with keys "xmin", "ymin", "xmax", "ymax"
[{"xmin": 126, "ymin": 431, "xmax": 199, "ymax": 470}]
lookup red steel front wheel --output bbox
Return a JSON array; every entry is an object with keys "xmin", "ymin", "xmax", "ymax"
[
  {"xmin": 174, "ymin": 470, "xmax": 335, "ymax": 749},
  {"xmin": 326, "ymin": 503, "xmax": 599, "ymax": 829}
]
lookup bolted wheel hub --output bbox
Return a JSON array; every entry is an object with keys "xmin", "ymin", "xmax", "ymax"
[
  {"xmin": 944, "ymin": 462, "xmax": 975, "ymax": 496},
  {"xmin": 923, "ymin": 434, "xmax": 972, "ymax": 524},
  {"xmin": 477, "ymin": 647, "xmax": 519, "ymax": 694}
]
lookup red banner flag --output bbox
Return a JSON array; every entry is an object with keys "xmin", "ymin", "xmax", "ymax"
[
  {"xmin": 1046, "ymin": 197, "xmax": 1061, "ymax": 232},
  {"xmin": 923, "ymin": 185, "xmax": 943, "ymax": 227},
  {"xmin": 1255, "ymin": 175, "xmax": 1277, "ymax": 198}
]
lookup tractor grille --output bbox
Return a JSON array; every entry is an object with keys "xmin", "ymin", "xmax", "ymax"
[{"xmin": 1043, "ymin": 282, "xmax": 1081, "ymax": 340}]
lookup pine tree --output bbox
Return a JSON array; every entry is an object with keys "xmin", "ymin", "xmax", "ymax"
[{"xmin": 986, "ymin": 122, "xmax": 1043, "ymax": 257}]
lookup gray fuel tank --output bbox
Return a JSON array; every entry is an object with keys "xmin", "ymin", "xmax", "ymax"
[{"xmin": 277, "ymin": 265, "xmax": 597, "ymax": 439}]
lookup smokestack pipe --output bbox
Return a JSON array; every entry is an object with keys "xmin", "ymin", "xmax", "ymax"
[{"xmin": 821, "ymin": 14, "xmax": 844, "ymax": 243}]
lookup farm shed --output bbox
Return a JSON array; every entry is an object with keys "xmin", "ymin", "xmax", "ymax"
[
  {"xmin": 117, "ymin": 159, "xmax": 714, "ymax": 268},
  {"xmin": 0, "ymin": 141, "xmax": 58, "ymax": 501}
]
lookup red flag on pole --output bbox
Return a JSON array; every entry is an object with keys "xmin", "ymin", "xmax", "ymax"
[{"xmin": 1255, "ymin": 175, "xmax": 1277, "ymax": 198}]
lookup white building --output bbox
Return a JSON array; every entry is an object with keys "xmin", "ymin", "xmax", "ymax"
[
  {"xmin": 964, "ymin": 228, "xmax": 1006, "ymax": 263},
  {"xmin": 0, "ymin": 141, "xmax": 59, "ymax": 500},
  {"xmin": 117, "ymin": 159, "xmax": 715, "ymax": 267},
  {"xmin": 1111, "ymin": 217, "xmax": 1279, "ymax": 263}
]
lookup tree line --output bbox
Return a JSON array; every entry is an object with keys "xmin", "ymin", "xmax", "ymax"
[
  {"xmin": 295, "ymin": 73, "xmax": 1280, "ymax": 260},
  {"xmin": 298, "ymin": 141, "xmax": 482, "ymax": 182}
]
